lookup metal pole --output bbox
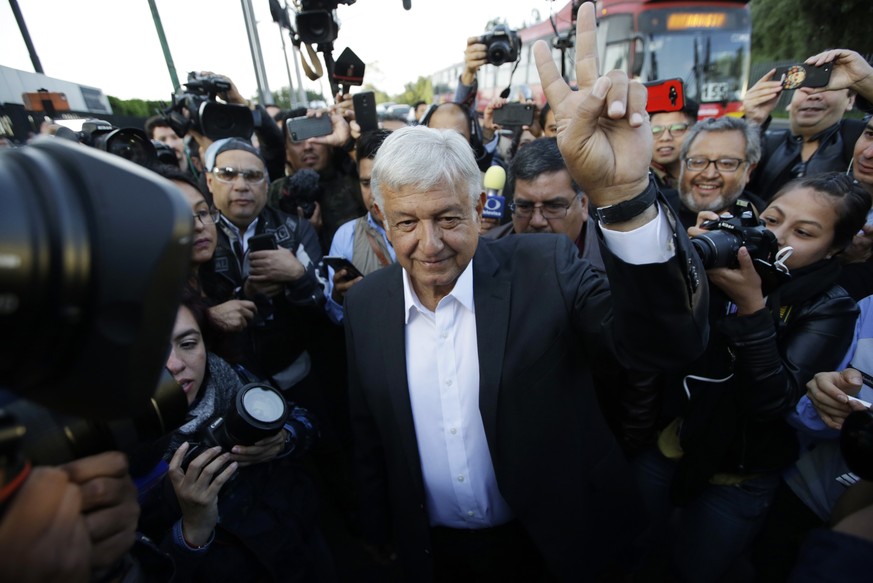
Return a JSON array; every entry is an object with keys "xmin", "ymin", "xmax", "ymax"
[
  {"xmin": 240, "ymin": 0, "xmax": 273, "ymax": 105},
  {"xmin": 147, "ymin": 0, "xmax": 181, "ymax": 92},
  {"xmin": 276, "ymin": 25, "xmax": 296, "ymax": 106},
  {"xmin": 8, "ymin": 0, "xmax": 44, "ymax": 74},
  {"xmin": 291, "ymin": 43, "xmax": 308, "ymax": 106}
]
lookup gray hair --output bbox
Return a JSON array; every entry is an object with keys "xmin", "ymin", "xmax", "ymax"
[
  {"xmin": 371, "ymin": 126, "xmax": 481, "ymax": 213},
  {"xmin": 679, "ymin": 116, "xmax": 761, "ymax": 165}
]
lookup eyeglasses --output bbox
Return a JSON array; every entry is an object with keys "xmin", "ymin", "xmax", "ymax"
[
  {"xmin": 684, "ymin": 157, "xmax": 747, "ymax": 173},
  {"xmin": 211, "ymin": 167, "xmax": 266, "ymax": 184},
  {"xmin": 509, "ymin": 199, "xmax": 574, "ymax": 219},
  {"xmin": 194, "ymin": 208, "xmax": 221, "ymax": 225},
  {"xmin": 652, "ymin": 123, "xmax": 689, "ymax": 137}
]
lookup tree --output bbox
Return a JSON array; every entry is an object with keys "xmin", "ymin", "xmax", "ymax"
[
  {"xmin": 752, "ymin": 0, "xmax": 873, "ymax": 63},
  {"xmin": 108, "ymin": 96, "xmax": 164, "ymax": 117},
  {"xmin": 392, "ymin": 76, "xmax": 432, "ymax": 106}
]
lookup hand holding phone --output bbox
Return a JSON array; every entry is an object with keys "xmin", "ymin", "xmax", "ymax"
[
  {"xmin": 287, "ymin": 115, "xmax": 332, "ymax": 143},
  {"xmin": 323, "ymin": 256, "xmax": 364, "ymax": 280}
]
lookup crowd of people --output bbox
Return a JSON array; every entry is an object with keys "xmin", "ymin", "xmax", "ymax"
[{"xmin": 3, "ymin": 4, "xmax": 873, "ymax": 581}]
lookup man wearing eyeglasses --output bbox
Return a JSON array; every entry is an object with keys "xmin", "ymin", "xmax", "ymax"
[
  {"xmin": 201, "ymin": 138, "xmax": 326, "ymax": 389},
  {"xmin": 485, "ymin": 137, "xmax": 604, "ymax": 271},
  {"xmin": 665, "ymin": 116, "xmax": 766, "ymax": 230},
  {"xmin": 649, "ymin": 100, "xmax": 699, "ymax": 190}
]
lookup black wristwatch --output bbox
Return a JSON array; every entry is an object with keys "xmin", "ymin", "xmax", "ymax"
[{"xmin": 592, "ymin": 178, "xmax": 659, "ymax": 225}]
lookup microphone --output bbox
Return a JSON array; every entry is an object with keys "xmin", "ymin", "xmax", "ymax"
[
  {"xmin": 279, "ymin": 168, "xmax": 323, "ymax": 219},
  {"xmin": 482, "ymin": 165, "xmax": 506, "ymax": 220}
]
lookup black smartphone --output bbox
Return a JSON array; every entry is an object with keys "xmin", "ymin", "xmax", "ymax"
[
  {"xmin": 773, "ymin": 63, "xmax": 833, "ymax": 90},
  {"xmin": 353, "ymin": 91, "xmax": 379, "ymax": 133},
  {"xmin": 645, "ymin": 79, "xmax": 685, "ymax": 113},
  {"xmin": 323, "ymin": 256, "xmax": 364, "ymax": 280},
  {"xmin": 493, "ymin": 103, "xmax": 535, "ymax": 127},
  {"xmin": 249, "ymin": 233, "xmax": 277, "ymax": 252},
  {"xmin": 287, "ymin": 115, "xmax": 332, "ymax": 142}
]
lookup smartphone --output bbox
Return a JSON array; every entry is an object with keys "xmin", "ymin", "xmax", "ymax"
[
  {"xmin": 323, "ymin": 256, "xmax": 364, "ymax": 280},
  {"xmin": 773, "ymin": 63, "xmax": 833, "ymax": 90},
  {"xmin": 248, "ymin": 233, "xmax": 277, "ymax": 252},
  {"xmin": 493, "ymin": 103, "xmax": 535, "ymax": 127},
  {"xmin": 645, "ymin": 79, "xmax": 685, "ymax": 113},
  {"xmin": 353, "ymin": 91, "xmax": 379, "ymax": 133},
  {"xmin": 287, "ymin": 115, "xmax": 332, "ymax": 143}
]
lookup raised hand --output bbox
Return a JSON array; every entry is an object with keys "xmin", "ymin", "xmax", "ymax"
[{"xmin": 533, "ymin": 2, "xmax": 650, "ymax": 209}]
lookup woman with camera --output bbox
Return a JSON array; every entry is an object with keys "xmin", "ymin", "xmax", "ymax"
[
  {"xmin": 629, "ymin": 172, "xmax": 871, "ymax": 582},
  {"xmin": 136, "ymin": 290, "xmax": 332, "ymax": 582}
]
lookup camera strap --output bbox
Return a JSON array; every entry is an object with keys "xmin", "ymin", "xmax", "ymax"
[{"xmin": 299, "ymin": 43, "xmax": 324, "ymax": 81}]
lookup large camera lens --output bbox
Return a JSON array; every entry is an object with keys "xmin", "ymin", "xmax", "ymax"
[
  {"xmin": 0, "ymin": 138, "xmax": 192, "ymax": 420},
  {"xmin": 198, "ymin": 102, "xmax": 254, "ymax": 140},
  {"xmin": 690, "ymin": 229, "xmax": 742, "ymax": 269},
  {"xmin": 296, "ymin": 10, "xmax": 339, "ymax": 44},
  {"xmin": 223, "ymin": 383, "xmax": 287, "ymax": 445},
  {"xmin": 487, "ymin": 40, "xmax": 513, "ymax": 66},
  {"xmin": 92, "ymin": 128, "xmax": 157, "ymax": 168}
]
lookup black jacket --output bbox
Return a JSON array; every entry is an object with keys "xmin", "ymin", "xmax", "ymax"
[
  {"xmin": 749, "ymin": 117, "xmax": 865, "ymax": 200},
  {"xmin": 345, "ymin": 210, "xmax": 709, "ymax": 581},
  {"xmin": 201, "ymin": 206, "xmax": 326, "ymax": 379},
  {"xmin": 663, "ymin": 260, "xmax": 859, "ymax": 503}
]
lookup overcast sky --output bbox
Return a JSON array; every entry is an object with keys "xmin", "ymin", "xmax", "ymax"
[{"xmin": 1, "ymin": 0, "xmax": 555, "ymax": 101}]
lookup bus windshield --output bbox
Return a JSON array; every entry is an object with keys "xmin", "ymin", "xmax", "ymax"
[{"xmin": 643, "ymin": 30, "xmax": 750, "ymax": 104}]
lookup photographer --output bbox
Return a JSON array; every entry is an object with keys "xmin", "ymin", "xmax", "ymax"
[
  {"xmin": 176, "ymin": 72, "xmax": 286, "ymax": 182},
  {"xmin": 629, "ymin": 172, "xmax": 871, "ymax": 581},
  {"xmin": 137, "ymin": 292, "xmax": 331, "ymax": 582}
]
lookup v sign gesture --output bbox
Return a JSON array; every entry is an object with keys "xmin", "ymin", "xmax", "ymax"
[{"xmin": 534, "ymin": 3, "xmax": 654, "ymax": 228}]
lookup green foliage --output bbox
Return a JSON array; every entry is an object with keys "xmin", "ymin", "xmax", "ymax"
[
  {"xmin": 392, "ymin": 76, "xmax": 433, "ymax": 106},
  {"xmin": 752, "ymin": 0, "xmax": 873, "ymax": 63},
  {"xmin": 267, "ymin": 87, "xmax": 326, "ymax": 109},
  {"xmin": 363, "ymin": 84, "xmax": 391, "ymax": 104},
  {"xmin": 108, "ymin": 96, "xmax": 164, "ymax": 117}
]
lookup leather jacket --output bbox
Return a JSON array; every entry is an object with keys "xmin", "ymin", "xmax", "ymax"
[
  {"xmin": 749, "ymin": 117, "xmax": 865, "ymax": 200},
  {"xmin": 665, "ymin": 263, "xmax": 859, "ymax": 502}
]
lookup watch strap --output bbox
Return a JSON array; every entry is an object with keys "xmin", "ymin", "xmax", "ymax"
[{"xmin": 593, "ymin": 178, "xmax": 659, "ymax": 225}]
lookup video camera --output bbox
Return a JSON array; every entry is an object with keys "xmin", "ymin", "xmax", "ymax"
[
  {"xmin": 294, "ymin": 0, "xmax": 355, "ymax": 45},
  {"xmin": 55, "ymin": 119, "xmax": 158, "ymax": 168},
  {"xmin": 0, "ymin": 138, "xmax": 192, "ymax": 484},
  {"xmin": 481, "ymin": 24, "xmax": 521, "ymax": 67},
  {"xmin": 162, "ymin": 72, "xmax": 254, "ymax": 141},
  {"xmin": 181, "ymin": 383, "xmax": 318, "ymax": 470}
]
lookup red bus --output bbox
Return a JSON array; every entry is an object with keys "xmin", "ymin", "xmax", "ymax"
[{"xmin": 431, "ymin": 0, "xmax": 751, "ymax": 119}]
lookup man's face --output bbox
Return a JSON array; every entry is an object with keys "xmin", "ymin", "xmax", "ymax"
[
  {"xmin": 358, "ymin": 156, "xmax": 384, "ymax": 222},
  {"xmin": 678, "ymin": 130, "xmax": 753, "ymax": 213},
  {"xmin": 650, "ymin": 112, "xmax": 692, "ymax": 171},
  {"xmin": 378, "ymin": 182, "xmax": 481, "ymax": 308},
  {"xmin": 427, "ymin": 106, "xmax": 471, "ymax": 142},
  {"xmin": 512, "ymin": 170, "xmax": 587, "ymax": 240},
  {"xmin": 788, "ymin": 87, "xmax": 855, "ymax": 137},
  {"xmin": 206, "ymin": 149, "xmax": 268, "ymax": 229},
  {"xmin": 285, "ymin": 136, "xmax": 331, "ymax": 173},
  {"xmin": 852, "ymin": 120, "xmax": 873, "ymax": 194},
  {"xmin": 543, "ymin": 108, "xmax": 557, "ymax": 137},
  {"xmin": 152, "ymin": 125, "xmax": 185, "ymax": 162}
]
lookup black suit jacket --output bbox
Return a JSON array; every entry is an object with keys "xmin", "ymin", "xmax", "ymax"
[{"xmin": 344, "ymin": 221, "xmax": 708, "ymax": 581}]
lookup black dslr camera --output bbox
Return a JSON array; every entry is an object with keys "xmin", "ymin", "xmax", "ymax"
[
  {"xmin": 181, "ymin": 383, "xmax": 318, "ymax": 470},
  {"xmin": 162, "ymin": 72, "xmax": 254, "ymax": 141},
  {"xmin": 55, "ymin": 119, "xmax": 158, "ymax": 168},
  {"xmin": 481, "ymin": 24, "xmax": 521, "ymax": 67},
  {"xmin": 690, "ymin": 211, "xmax": 779, "ymax": 269}
]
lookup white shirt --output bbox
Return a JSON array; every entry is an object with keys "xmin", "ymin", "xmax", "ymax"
[
  {"xmin": 400, "ymin": 208, "xmax": 674, "ymax": 529},
  {"xmin": 403, "ymin": 262, "xmax": 514, "ymax": 528}
]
